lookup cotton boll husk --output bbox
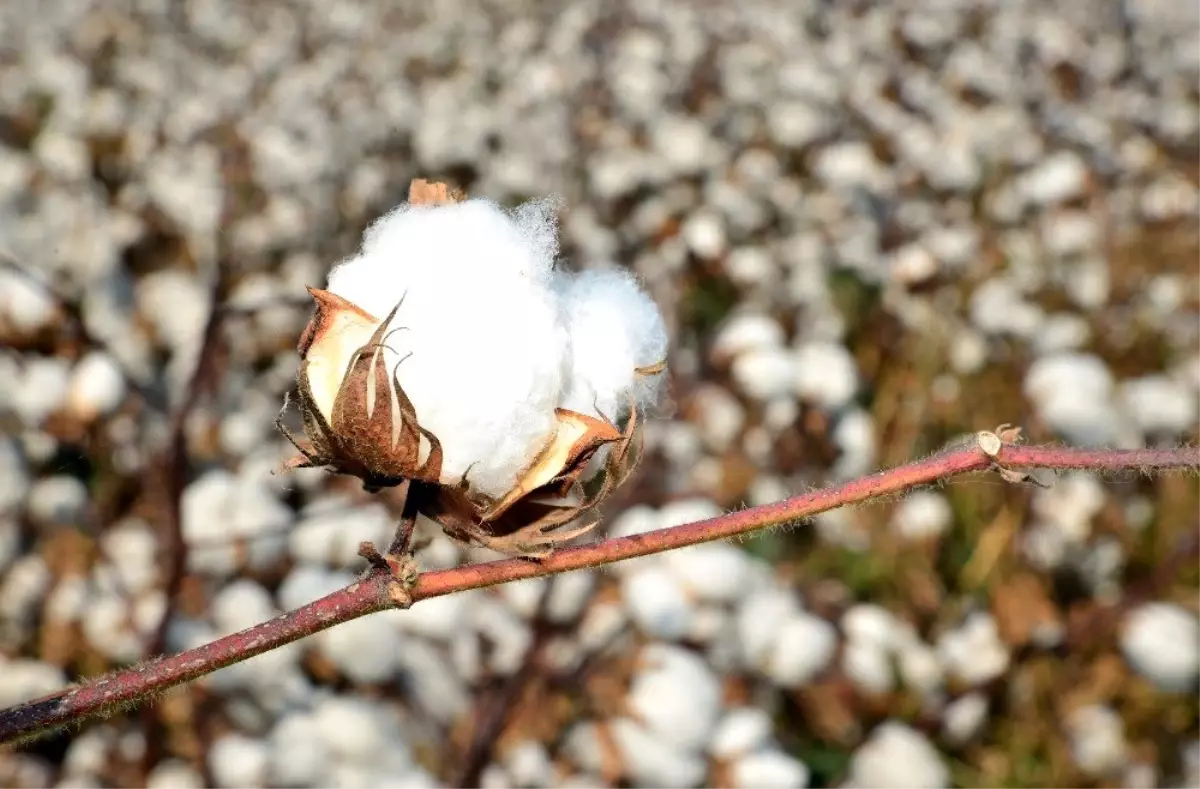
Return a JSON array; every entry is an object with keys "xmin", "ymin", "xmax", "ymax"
[
  {"xmin": 324, "ymin": 198, "xmax": 569, "ymax": 499},
  {"xmin": 554, "ymin": 268, "xmax": 668, "ymax": 421}
]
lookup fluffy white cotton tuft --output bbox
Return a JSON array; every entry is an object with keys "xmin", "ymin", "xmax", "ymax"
[
  {"xmin": 325, "ymin": 198, "xmax": 568, "ymax": 498},
  {"xmin": 554, "ymin": 268, "xmax": 668, "ymax": 421}
]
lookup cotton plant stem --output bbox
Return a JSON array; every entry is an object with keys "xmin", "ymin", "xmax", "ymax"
[
  {"xmin": 1, "ymin": 441, "xmax": 1195, "ymax": 745},
  {"xmin": 386, "ymin": 481, "xmax": 431, "ymax": 558}
]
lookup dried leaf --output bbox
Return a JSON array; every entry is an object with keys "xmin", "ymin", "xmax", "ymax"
[
  {"xmin": 419, "ymin": 399, "xmax": 648, "ymax": 558},
  {"xmin": 299, "ymin": 287, "xmax": 380, "ymax": 421},
  {"xmin": 484, "ymin": 409, "xmax": 623, "ymax": 521},
  {"xmin": 635, "ymin": 358, "xmax": 667, "ymax": 376},
  {"xmin": 329, "ymin": 299, "xmax": 443, "ymax": 486}
]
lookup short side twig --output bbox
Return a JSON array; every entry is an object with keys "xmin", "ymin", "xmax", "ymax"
[{"xmin": 0, "ymin": 441, "xmax": 1195, "ymax": 745}]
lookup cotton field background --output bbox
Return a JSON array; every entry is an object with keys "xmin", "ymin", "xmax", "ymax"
[{"xmin": 1, "ymin": 0, "xmax": 1198, "ymax": 787}]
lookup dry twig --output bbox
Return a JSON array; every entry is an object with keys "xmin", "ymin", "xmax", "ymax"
[{"xmin": 0, "ymin": 439, "xmax": 1195, "ymax": 745}]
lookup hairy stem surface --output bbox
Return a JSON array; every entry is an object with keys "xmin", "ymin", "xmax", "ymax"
[{"xmin": 1, "ymin": 441, "xmax": 1195, "ymax": 745}]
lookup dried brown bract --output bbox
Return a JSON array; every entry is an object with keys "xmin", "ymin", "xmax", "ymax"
[{"xmin": 279, "ymin": 291, "xmax": 443, "ymax": 491}]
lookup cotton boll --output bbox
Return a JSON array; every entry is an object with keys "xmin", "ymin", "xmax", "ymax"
[
  {"xmin": 936, "ymin": 612, "xmax": 1010, "ymax": 686},
  {"xmin": 848, "ymin": 722, "xmax": 948, "ymax": 789},
  {"xmin": 10, "ymin": 356, "xmax": 70, "ymax": 426},
  {"xmin": 0, "ymin": 268, "xmax": 58, "ymax": 336},
  {"xmin": 333, "ymin": 765, "xmax": 397, "ymax": 789},
  {"xmin": 562, "ymin": 722, "xmax": 607, "ymax": 776},
  {"xmin": 26, "ymin": 475, "xmax": 88, "ymax": 529},
  {"xmin": 941, "ymin": 692, "xmax": 989, "ymax": 745},
  {"xmin": 349, "ymin": 198, "xmax": 561, "ymax": 288},
  {"xmin": 657, "ymin": 498, "xmax": 723, "ymax": 529},
  {"xmin": 662, "ymin": 542, "xmax": 751, "ymax": 604},
  {"xmin": 207, "ymin": 734, "xmax": 269, "ymax": 789},
  {"xmin": 500, "ymin": 577, "xmax": 548, "ymax": 619},
  {"xmin": 730, "ymin": 750, "xmax": 811, "ymax": 789},
  {"xmin": 146, "ymin": 759, "xmax": 204, "ymax": 789},
  {"xmin": 0, "ymin": 437, "xmax": 28, "ymax": 514},
  {"xmin": 317, "ymin": 610, "xmax": 402, "ymax": 684},
  {"xmin": 0, "ymin": 658, "xmax": 66, "ymax": 708},
  {"xmin": 288, "ymin": 498, "xmax": 393, "ymax": 568},
  {"xmin": 842, "ymin": 641, "xmax": 894, "ymax": 694},
  {"xmin": 711, "ymin": 707, "xmax": 773, "ymax": 759},
  {"xmin": 66, "ymin": 351, "xmax": 127, "ymax": 421},
  {"xmin": 504, "ymin": 740, "xmax": 553, "ymax": 788},
  {"xmin": 1120, "ymin": 374, "xmax": 1198, "ymax": 436},
  {"xmin": 268, "ymin": 712, "xmax": 331, "ymax": 788},
  {"xmin": 578, "ymin": 602, "xmax": 628, "ymax": 653},
  {"xmin": 81, "ymin": 593, "xmax": 144, "ymax": 662},
  {"xmin": 842, "ymin": 604, "xmax": 900, "ymax": 651},
  {"xmin": 763, "ymin": 612, "xmax": 838, "ymax": 687},
  {"xmin": 554, "ymin": 268, "xmax": 668, "ymax": 421},
  {"xmin": 628, "ymin": 644, "xmax": 722, "ymax": 752},
  {"xmin": 313, "ymin": 696, "xmax": 408, "ymax": 763},
  {"xmin": 394, "ymin": 638, "xmax": 470, "ymax": 724},
  {"xmin": 737, "ymin": 587, "xmax": 802, "ymax": 667},
  {"xmin": 0, "ymin": 517, "xmax": 19, "ymax": 575},
  {"xmin": 891, "ymin": 491, "xmax": 953, "ymax": 541},
  {"xmin": 386, "ymin": 768, "xmax": 440, "ymax": 789},
  {"xmin": 100, "ymin": 519, "xmax": 159, "ymax": 594},
  {"xmin": 897, "ymin": 640, "xmax": 944, "ymax": 697},
  {"xmin": 471, "ymin": 596, "xmax": 533, "ymax": 675},
  {"xmin": 545, "ymin": 570, "xmax": 596, "ymax": 624},
  {"xmin": 711, "ymin": 313, "xmax": 786, "ymax": 362},
  {"xmin": 1120, "ymin": 602, "xmax": 1199, "ymax": 692},
  {"xmin": 793, "ymin": 341, "xmax": 858, "ymax": 409},
  {"xmin": 393, "ymin": 590, "xmax": 472, "ymax": 642},
  {"xmin": 210, "ymin": 580, "xmax": 277, "ymax": 635},
  {"xmin": 832, "ymin": 408, "xmax": 877, "ymax": 480},
  {"xmin": 0, "ymin": 556, "xmax": 51, "ymax": 638},
  {"xmin": 610, "ymin": 717, "xmax": 709, "ymax": 788},
  {"xmin": 1068, "ymin": 705, "xmax": 1129, "ymax": 778},
  {"xmin": 608, "ymin": 505, "xmax": 665, "ymax": 539},
  {"xmin": 277, "ymin": 566, "xmax": 348, "ymax": 611},
  {"xmin": 692, "ymin": 384, "xmax": 745, "ymax": 452},
  {"xmin": 731, "ymin": 347, "xmax": 796, "ymax": 401},
  {"xmin": 182, "ymin": 472, "xmax": 290, "ymax": 576},
  {"xmin": 622, "ymin": 565, "xmax": 694, "ymax": 641},
  {"xmin": 324, "ymin": 198, "xmax": 569, "ymax": 499}
]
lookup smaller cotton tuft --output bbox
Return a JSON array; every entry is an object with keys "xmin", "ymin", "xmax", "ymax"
[{"xmin": 555, "ymin": 268, "xmax": 668, "ymax": 421}]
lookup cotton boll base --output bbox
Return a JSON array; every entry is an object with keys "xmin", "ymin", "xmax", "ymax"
[{"xmin": 324, "ymin": 198, "xmax": 569, "ymax": 499}]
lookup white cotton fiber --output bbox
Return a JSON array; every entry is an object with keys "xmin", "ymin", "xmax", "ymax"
[
  {"xmin": 325, "ymin": 198, "xmax": 569, "ymax": 498},
  {"xmin": 554, "ymin": 268, "xmax": 668, "ymax": 421}
]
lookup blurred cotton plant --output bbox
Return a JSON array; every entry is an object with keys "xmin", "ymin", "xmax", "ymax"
[{"xmin": 278, "ymin": 180, "xmax": 668, "ymax": 556}]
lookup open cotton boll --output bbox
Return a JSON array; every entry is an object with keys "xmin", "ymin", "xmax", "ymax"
[
  {"xmin": 324, "ymin": 198, "xmax": 569, "ymax": 499},
  {"xmin": 554, "ymin": 268, "xmax": 668, "ymax": 421},
  {"xmin": 334, "ymin": 198, "xmax": 561, "ymax": 298}
]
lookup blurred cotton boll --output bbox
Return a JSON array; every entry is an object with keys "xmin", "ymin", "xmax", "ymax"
[
  {"xmin": 323, "ymin": 198, "xmax": 570, "ymax": 498},
  {"xmin": 848, "ymin": 722, "xmax": 948, "ymax": 789},
  {"xmin": 1120, "ymin": 602, "xmax": 1200, "ymax": 692},
  {"xmin": 66, "ymin": 351, "xmax": 127, "ymax": 421},
  {"xmin": 627, "ymin": 644, "xmax": 722, "ymax": 752}
]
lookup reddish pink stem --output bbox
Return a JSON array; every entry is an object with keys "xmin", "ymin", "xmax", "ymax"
[{"xmin": 1, "ymin": 441, "xmax": 1195, "ymax": 744}]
